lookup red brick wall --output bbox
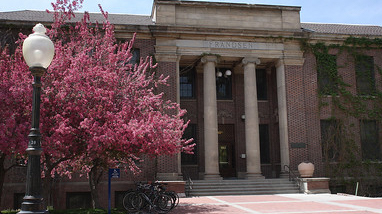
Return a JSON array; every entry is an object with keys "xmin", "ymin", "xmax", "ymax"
[
  {"xmin": 302, "ymin": 51, "xmax": 323, "ymax": 176},
  {"xmin": 156, "ymin": 61, "xmax": 179, "ymax": 174},
  {"xmin": 285, "ymin": 64, "xmax": 309, "ymax": 171},
  {"xmin": 300, "ymin": 47, "xmax": 382, "ymax": 177},
  {"xmin": 132, "ymin": 37, "xmax": 155, "ymax": 59}
]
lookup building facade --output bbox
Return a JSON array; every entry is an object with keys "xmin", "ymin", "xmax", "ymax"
[{"xmin": 1, "ymin": 0, "xmax": 382, "ymax": 210}]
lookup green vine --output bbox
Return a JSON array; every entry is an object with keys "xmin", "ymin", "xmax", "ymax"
[
  {"xmin": 199, "ymin": 52, "xmax": 221, "ymax": 60},
  {"xmin": 302, "ymin": 37, "xmax": 382, "ymax": 196},
  {"xmin": 303, "ymin": 38, "xmax": 382, "ymax": 120}
]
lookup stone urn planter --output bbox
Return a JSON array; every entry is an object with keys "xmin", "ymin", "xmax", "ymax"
[{"xmin": 298, "ymin": 162, "xmax": 314, "ymax": 178}]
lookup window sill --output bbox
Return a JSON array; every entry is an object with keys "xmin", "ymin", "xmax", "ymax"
[
  {"xmin": 180, "ymin": 98, "xmax": 197, "ymax": 101},
  {"xmin": 217, "ymin": 99, "xmax": 234, "ymax": 102},
  {"xmin": 322, "ymin": 161, "xmax": 382, "ymax": 164},
  {"xmin": 181, "ymin": 164, "xmax": 198, "ymax": 167},
  {"xmin": 319, "ymin": 95, "xmax": 340, "ymax": 98},
  {"xmin": 357, "ymin": 95, "xmax": 377, "ymax": 99}
]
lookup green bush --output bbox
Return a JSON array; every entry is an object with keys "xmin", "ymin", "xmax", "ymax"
[{"xmin": 1, "ymin": 210, "xmax": 18, "ymax": 214}]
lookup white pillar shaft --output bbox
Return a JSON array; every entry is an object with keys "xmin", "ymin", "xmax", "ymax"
[
  {"xmin": 276, "ymin": 60, "xmax": 290, "ymax": 171},
  {"xmin": 176, "ymin": 56, "xmax": 182, "ymax": 177},
  {"xmin": 243, "ymin": 57, "xmax": 263, "ymax": 179},
  {"xmin": 202, "ymin": 55, "xmax": 221, "ymax": 179}
]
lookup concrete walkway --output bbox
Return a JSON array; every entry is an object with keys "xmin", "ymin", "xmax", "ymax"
[{"xmin": 172, "ymin": 194, "xmax": 382, "ymax": 214}]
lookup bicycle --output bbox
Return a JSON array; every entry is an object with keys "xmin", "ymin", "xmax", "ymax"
[
  {"xmin": 123, "ymin": 182, "xmax": 175, "ymax": 213},
  {"xmin": 152, "ymin": 182, "xmax": 179, "ymax": 209}
]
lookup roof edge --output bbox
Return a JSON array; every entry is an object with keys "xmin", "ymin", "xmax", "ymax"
[{"xmin": 154, "ymin": 0, "xmax": 301, "ymax": 11}]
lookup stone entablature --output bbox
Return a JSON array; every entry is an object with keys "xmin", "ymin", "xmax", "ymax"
[
  {"xmin": 152, "ymin": 0, "xmax": 302, "ymax": 31},
  {"xmin": 155, "ymin": 38, "xmax": 304, "ymax": 67},
  {"xmin": 178, "ymin": 40, "xmax": 284, "ymax": 51}
]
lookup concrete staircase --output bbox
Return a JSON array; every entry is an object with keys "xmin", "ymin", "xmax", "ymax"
[{"xmin": 187, "ymin": 178, "xmax": 300, "ymax": 196}]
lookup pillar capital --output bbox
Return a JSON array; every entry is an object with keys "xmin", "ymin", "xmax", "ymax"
[
  {"xmin": 155, "ymin": 53, "xmax": 179, "ymax": 62},
  {"xmin": 242, "ymin": 57, "xmax": 260, "ymax": 66},
  {"xmin": 275, "ymin": 58, "xmax": 284, "ymax": 68},
  {"xmin": 201, "ymin": 55, "xmax": 218, "ymax": 65}
]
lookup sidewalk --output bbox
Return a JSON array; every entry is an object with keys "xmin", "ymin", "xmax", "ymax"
[{"xmin": 173, "ymin": 194, "xmax": 382, "ymax": 214}]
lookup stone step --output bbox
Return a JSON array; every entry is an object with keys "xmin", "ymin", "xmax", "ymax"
[
  {"xmin": 187, "ymin": 178, "xmax": 300, "ymax": 196},
  {"xmin": 190, "ymin": 189, "xmax": 300, "ymax": 196},
  {"xmin": 190, "ymin": 184, "xmax": 297, "ymax": 190},
  {"xmin": 190, "ymin": 186, "xmax": 298, "ymax": 192},
  {"xmin": 190, "ymin": 178, "xmax": 296, "ymax": 183},
  {"xmin": 190, "ymin": 181, "xmax": 297, "ymax": 186}
]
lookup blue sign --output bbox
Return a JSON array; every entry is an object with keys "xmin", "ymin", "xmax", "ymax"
[{"xmin": 109, "ymin": 168, "xmax": 120, "ymax": 178}]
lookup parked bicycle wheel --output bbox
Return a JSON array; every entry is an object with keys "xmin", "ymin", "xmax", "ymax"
[
  {"xmin": 154, "ymin": 194, "xmax": 173, "ymax": 213},
  {"xmin": 154, "ymin": 182, "xmax": 179, "ymax": 209},
  {"xmin": 123, "ymin": 191, "xmax": 142, "ymax": 212},
  {"xmin": 165, "ymin": 191, "xmax": 179, "ymax": 209}
]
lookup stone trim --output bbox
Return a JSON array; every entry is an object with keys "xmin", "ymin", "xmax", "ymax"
[{"xmin": 299, "ymin": 178, "xmax": 331, "ymax": 194}]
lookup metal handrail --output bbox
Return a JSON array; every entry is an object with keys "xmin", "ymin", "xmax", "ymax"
[
  {"xmin": 185, "ymin": 177, "xmax": 193, "ymax": 197},
  {"xmin": 284, "ymin": 165, "xmax": 301, "ymax": 191}
]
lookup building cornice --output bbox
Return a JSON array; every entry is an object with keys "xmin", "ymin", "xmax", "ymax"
[{"xmin": 154, "ymin": 0, "xmax": 301, "ymax": 12}]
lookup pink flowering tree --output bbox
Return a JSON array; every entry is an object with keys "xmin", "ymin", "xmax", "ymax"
[
  {"xmin": 0, "ymin": 45, "xmax": 31, "ymax": 206},
  {"xmin": 38, "ymin": 0, "xmax": 193, "ymax": 208},
  {"xmin": 0, "ymin": 0, "xmax": 193, "ymax": 209}
]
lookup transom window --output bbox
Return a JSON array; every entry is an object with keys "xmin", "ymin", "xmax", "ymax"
[
  {"xmin": 180, "ymin": 67, "xmax": 196, "ymax": 99},
  {"xmin": 216, "ymin": 68, "xmax": 232, "ymax": 100},
  {"xmin": 256, "ymin": 69, "xmax": 268, "ymax": 100}
]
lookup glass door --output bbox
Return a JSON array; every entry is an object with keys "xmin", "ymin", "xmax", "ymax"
[
  {"xmin": 218, "ymin": 124, "xmax": 236, "ymax": 178},
  {"xmin": 219, "ymin": 142, "xmax": 235, "ymax": 178}
]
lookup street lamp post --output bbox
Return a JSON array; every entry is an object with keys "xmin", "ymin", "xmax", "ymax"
[{"xmin": 18, "ymin": 23, "xmax": 54, "ymax": 214}]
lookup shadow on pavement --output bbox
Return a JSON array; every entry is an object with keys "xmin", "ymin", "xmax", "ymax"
[{"xmin": 170, "ymin": 204, "xmax": 234, "ymax": 214}]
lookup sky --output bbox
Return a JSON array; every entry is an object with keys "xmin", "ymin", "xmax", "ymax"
[{"xmin": 1, "ymin": 0, "xmax": 382, "ymax": 26}]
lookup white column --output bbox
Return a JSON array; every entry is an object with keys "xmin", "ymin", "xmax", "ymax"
[
  {"xmin": 176, "ymin": 55, "xmax": 183, "ymax": 179},
  {"xmin": 243, "ymin": 57, "xmax": 263, "ymax": 179},
  {"xmin": 201, "ymin": 55, "xmax": 221, "ymax": 180},
  {"xmin": 276, "ymin": 59, "xmax": 290, "ymax": 174}
]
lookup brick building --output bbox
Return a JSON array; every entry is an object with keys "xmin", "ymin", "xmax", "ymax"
[{"xmin": 1, "ymin": 0, "xmax": 382, "ymax": 210}]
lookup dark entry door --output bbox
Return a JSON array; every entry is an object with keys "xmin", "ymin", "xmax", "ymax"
[
  {"xmin": 218, "ymin": 124, "xmax": 236, "ymax": 178},
  {"xmin": 219, "ymin": 142, "xmax": 235, "ymax": 177}
]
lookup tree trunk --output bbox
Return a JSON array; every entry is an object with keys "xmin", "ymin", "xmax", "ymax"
[
  {"xmin": 42, "ymin": 167, "xmax": 54, "ymax": 209},
  {"xmin": 88, "ymin": 163, "xmax": 104, "ymax": 209},
  {"xmin": 0, "ymin": 155, "xmax": 6, "ymax": 208}
]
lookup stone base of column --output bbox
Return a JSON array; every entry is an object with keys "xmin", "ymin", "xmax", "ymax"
[
  {"xmin": 237, "ymin": 172, "xmax": 246, "ymax": 179},
  {"xmin": 157, "ymin": 173, "xmax": 183, "ymax": 181},
  {"xmin": 204, "ymin": 173, "xmax": 222, "ymax": 180},
  {"xmin": 246, "ymin": 173, "xmax": 264, "ymax": 180},
  {"xmin": 279, "ymin": 171, "xmax": 290, "ymax": 179}
]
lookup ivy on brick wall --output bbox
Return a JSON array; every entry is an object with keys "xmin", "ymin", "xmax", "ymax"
[{"xmin": 303, "ymin": 37, "xmax": 382, "ymax": 196}]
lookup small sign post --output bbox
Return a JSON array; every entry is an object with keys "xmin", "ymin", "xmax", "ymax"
[{"xmin": 108, "ymin": 168, "xmax": 120, "ymax": 214}]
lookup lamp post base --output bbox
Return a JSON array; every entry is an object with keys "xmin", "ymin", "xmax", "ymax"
[{"xmin": 18, "ymin": 195, "xmax": 47, "ymax": 214}]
